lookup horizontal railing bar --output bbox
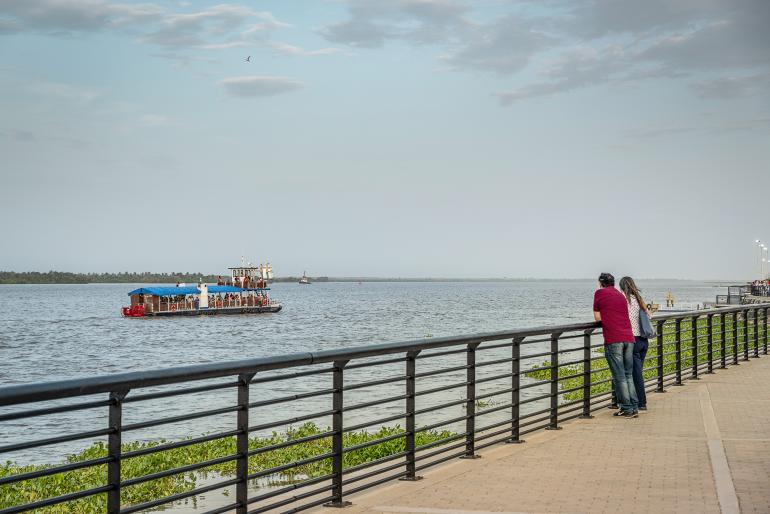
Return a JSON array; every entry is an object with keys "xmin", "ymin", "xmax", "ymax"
[
  {"xmin": 342, "ymin": 459, "xmax": 407, "ymax": 486},
  {"xmin": 0, "ymin": 427, "xmax": 113, "ymax": 454},
  {"xmin": 475, "ymin": 371, "xmax": 517, "ymax": 385},
  {"xmin": 519, "ymin": 406, "xmax": 552, "ymax": 421},
  {"xmin": 344, "ymin": 451, "xmax": 408, "ymax": 474},
  {"xmin": 415, "ymin": 414, "xmax": 469, "ymax": 433},
  {"xmin": 0, "ymin": 485, "xmax": 112, "ymax": 514},
  {"xmin": 416, "ymin": 348, "xmax": 468, "ymax": 359},
  {"xmin": 123, "ymin": 429, "xmax": 240, "ymax": 459},
  {"xmin": 121, "ymin": 453, "xmax": 240, "ymax": 487},
  {"xmin": 275, "ymin": 495, "xmax": 336, "ymax": 514},
  {"xmin": 343, "ymin": 431, "xmax": 406, "ymax": 453},
  {"xmin": 414, "ymin": 398, "xmax": 468, "ymax": 416},
  {"xmin": 124, "ymin": 381, "xmax": 239, "ymax": 403},
  {"xmin": 249, "ymin": 367, "xmax": 333, "ymax": 385},
  {"xmin": 247, "ymin": 484, "xmax": 335, "ymax": 514},
  {"xmin": 345, "ymin": 413, "xmax": 405, "ymax": 432},
  {"xmin": 414, "ymin": 448, "xmax": 468, "ymax": 472},
  {"xmin": 475, "ymin": 402, "xmax": 515, "ymax": 417},
  {"xmin": 475, "ymin": 356, "xmax": 516, "ymax": 368},
  {"xmin": 414, "ymin": 441, "xmax": 468, "ymax": 464},
  {"xmin": 476, "ymin": 387, "xmax": 516, "ymax": 401},
  {"xmin": 202, "ymin": 502, "xmax": 241, "ymax": 514},
  {"xmin": 475, "ymin": 417, "xmax": 514, "ymax": 434},
  {"xmin": 248, "ymin": 388, "xmax": 335, "ymax": 409},
  {"xmin": 122, "ymin": 405, "xmax": 240, "ymax": 432},
  {"xmin": 343, "ymin": 375, "xmax": 406, "ymax": 391},
  {"xmin": 345, "ymin": 356, "xmax": 407, "ymax": 369},
  {"xmin": 0, "ymin": 398, "xmax": 112, "ymax": 422},
  {"xmin": 518, "ymin": 392, "xmax": 553, "ymax": 406},
  {"xmin": 246, "ymin": 474, "xmax": 334, "ymax": 505},
  {"xmin": 120, "ymin": 478, "xmax": 241, "ymax": 514},
  {"xmin": 415, "ymin": 380, "xmax": 470, "ymax": 397},
  {"xmin": 519, "ymin": 379, "xmax": 552, "ymax": 391},
  {"xmin": 414, "ymin": 432, "xmax": 467, "ymax": 452},
  {"xmin": 414, "ymin": 365, "xmax": 470, "ymax": 379},
  {"xmin": 0, "ymin": 455, "xmax": 112, "ymax": 486},
  {"xmin": 248, "ymin": 430, "xmax": 334, "ymax": 457},
  {"xmin": 249, "ymin": 410, "xmax": 336, "ymax": 433},
  {"xmin": 345, "ymin": 470, "xmax": 410, "ymax": 496},
  {"xmin": 246, "ymin": 452, "xmax": 334, "ymax": 481},
  {"xmin": 343, "ymin": 394, "xmax": 408, "ymax": 412}
]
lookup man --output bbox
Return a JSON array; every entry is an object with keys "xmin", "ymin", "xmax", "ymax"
[{"xmin": 593, "ymin": 272, "xmax": 638, "ymax": 418}]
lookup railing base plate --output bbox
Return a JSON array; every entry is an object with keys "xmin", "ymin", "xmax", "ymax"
[
  {"xmin": 399, "ymin": 476, "xmax": 424, "ymax": 481},
  {"xmin": 324, "ymin": 501, "xmax": 352, "ymax": 508},
  {"xmin": 579, "ymin": 414, "xmax": 594, "ymax": 419},
  {"xmin": 505, "ymin": 438, "xmax": 525, "ymax": 444},
  {"xmin": 459, "ymin": 454, "xmax": 481, "ymax": 459},
  {"xmin": 545, "ymin": 426, "xmax": 562, "ymax": 430}
]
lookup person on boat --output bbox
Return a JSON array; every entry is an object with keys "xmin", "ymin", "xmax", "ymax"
[
  {"xmin": 593, "ymin": 272, "xmax": 638, "ymax": 418},
  {"xmin": 217, "ymin": 276, "xmax": 224, "ymax": 286}
]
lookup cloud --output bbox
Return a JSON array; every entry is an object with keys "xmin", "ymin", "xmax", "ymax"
[
  {"xmin": 220, "ymin": 76, "xmax": 303, "ymax": 98},
  {"xmin": 269, "ymin": 42, "xmax": 341, "ymax": 57},
  {"xmin": 320, "ymin": 0, "xmax": 471, "ymax": 48},
  {"xmin": 29, "ymin": 81, "xmax": 101, "ymax": 103},
  {"xmin": 691, "ymin": 73, "xmax": 770, "ymax": 99},
  {"xmin": 0, "ymin": 0, "xmax": 162, "ymax": 34}
]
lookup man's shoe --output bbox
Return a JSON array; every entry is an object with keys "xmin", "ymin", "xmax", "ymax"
[
  {"xmin": 613, "ymin": 410, "xmax": 627, "ymax": 417},
  {"xmin": 607, "ymin": 404, "xmax": 619, "ymax": 410},
  {"xmin": 638, "ymin": 406, "xmax": 647, "ymax": 411},
  {"xmin": 625, "ymin": 410, "xmax": 639, "ymax": 418}
]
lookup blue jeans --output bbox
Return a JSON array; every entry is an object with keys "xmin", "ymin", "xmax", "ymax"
[
  {"xmin": 605, "ymin": 342, "xmax": 638, "ymax": 412},
  {"xmin": 633, "ymin": 336, "xmax": 649, "ymax": 408}
]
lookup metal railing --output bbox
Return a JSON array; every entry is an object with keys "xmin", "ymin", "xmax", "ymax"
[{"xmin": 0, "ymin": 304, "xmax": 768, "ymax": 514}]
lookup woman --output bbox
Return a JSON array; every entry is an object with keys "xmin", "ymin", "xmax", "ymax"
[{"xmin": 619, "ymin": 276, "xmax": 654, "ymax": 411}]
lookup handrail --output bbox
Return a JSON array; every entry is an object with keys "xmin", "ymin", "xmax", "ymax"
[{"xmin": 0, "ymin": 303, "xmax": 759, "ymax": 407}]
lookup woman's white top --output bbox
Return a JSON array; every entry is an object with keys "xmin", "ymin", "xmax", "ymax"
[{"xmin": 628, "ymin": 295, "xmax": 641, "ymax": 337}]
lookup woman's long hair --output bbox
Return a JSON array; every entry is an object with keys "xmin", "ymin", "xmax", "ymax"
[{"xmin": 619, "ymin": 276, "xmax": 645, "ymax": 307}]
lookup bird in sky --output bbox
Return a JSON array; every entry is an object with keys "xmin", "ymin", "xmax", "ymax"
[{"xmin": 245, "ymin": 56, "xmax": 251, "ymax": 62}]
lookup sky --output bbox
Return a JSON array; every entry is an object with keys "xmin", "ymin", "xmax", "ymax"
[{"xmin": 0, "ymin": 0, "xmax": 768, "ymax": 280}]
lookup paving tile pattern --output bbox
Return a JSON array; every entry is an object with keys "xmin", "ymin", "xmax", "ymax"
[{"xmin": 313, "ymin": 356, "xmax": 770, "ymax": 514}]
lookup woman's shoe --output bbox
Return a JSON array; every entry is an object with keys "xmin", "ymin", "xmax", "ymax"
[
  {"xmin": 607, "ymin": 403, "xmax": 619, "ymax": 409},
  {"xmin": 638, "ymin": 406, "xmax": 647, "ymax": 411}
]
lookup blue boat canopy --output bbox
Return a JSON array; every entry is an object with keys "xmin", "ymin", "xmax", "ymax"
[{"xmin": 127, "ymin": 286, "xmax": 264, "ymax": 296}]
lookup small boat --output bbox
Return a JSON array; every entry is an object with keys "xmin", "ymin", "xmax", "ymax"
[
  {"xmin": 299, "ymin": 271, "xmax": 311, "ymax": 285},
  {"xmin": 122, "ymin": 261, "xmax": 282, "ymax": 317}
]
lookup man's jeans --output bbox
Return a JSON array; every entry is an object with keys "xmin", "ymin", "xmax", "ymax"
[{"xmin": 605, "ymin": 342, "xmax": 638, "ymax": 412}]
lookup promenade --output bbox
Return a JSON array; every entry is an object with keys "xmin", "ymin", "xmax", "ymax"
[{"xmin": 326, "ymin": 354, "xmax": 770, "ymax": 514}]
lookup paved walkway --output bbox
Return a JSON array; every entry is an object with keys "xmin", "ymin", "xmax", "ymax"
[{"xmin": 333, "ymin": 356, "xmax": 770, "ymax": 514}]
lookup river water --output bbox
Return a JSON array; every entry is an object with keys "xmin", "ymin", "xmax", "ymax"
[{"xmin": 0, "ymin": 280, "xmax": 723, "ymax": 468}]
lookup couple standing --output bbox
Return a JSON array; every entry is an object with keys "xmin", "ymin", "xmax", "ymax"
[{"xmin": 593, "ymin": 273, "xmax": 654, "ymax": 418}]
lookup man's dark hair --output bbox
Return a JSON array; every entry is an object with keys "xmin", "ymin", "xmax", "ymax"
[{"xmin": 598, "ymin": 272, "xmax": 615, "ymax": 287}]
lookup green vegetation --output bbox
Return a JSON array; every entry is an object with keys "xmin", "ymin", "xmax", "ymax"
[
  {"xmin": 0, "ymin": 423, "xmax": 451, "ymax": 514},
  {"xmin": 0, "ymin": 271, "xmax": 221, "ymax": 285},
  {"xmin": 527, "ymin": 316, "xmax": 764, "ymax": 401}
]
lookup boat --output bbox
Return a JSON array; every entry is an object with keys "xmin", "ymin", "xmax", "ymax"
[
  {"xmin": 122, "ymin": 261, "xmax": 282, "ymax": 317},
  {"xmin": 299, "ymin": 271, "xmax": 311, "ymax": 285}
]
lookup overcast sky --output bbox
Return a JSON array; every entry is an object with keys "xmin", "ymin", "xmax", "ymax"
[{"xmin": 1, "ymin": 0, "xmax": 768, "ymax": 279}]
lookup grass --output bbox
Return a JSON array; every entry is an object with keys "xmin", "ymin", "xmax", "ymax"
[
  {"xmin": 526, "ymin": 315, "xmax": 767, "ymax": 401},
  {"xmin": 0, "ymin": 422, "xmax": 453, "ymax": 513}
]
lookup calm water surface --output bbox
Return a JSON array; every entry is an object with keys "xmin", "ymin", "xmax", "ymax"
[{"xmin": 0, "ymin": 280, "xmax": 723, "ymax": 467}]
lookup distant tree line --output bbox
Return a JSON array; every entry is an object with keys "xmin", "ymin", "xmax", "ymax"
[{"xmin": 0, "ymin": 271, "xmax": 220, "ymax": 284}]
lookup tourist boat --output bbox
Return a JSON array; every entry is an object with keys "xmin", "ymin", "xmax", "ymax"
[
  {"xmin": 122, "ymin": 262, "xmax": 282, "ymax": 317},
  {"xmin": 299, "ymin": 271, "xmax": 311, "ymax": 285}
]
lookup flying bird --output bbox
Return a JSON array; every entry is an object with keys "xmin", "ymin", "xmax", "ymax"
[{"xmin": 245, "ymin": 56, "xmax": 251, "ymax": 62}]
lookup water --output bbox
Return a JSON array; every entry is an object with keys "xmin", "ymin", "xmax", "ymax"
[{"xmin": 0, "ymin": 280, "xmax": 724, "ymax": 467}]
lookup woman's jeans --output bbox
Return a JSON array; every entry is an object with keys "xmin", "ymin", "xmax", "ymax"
[
  {"xmin": 605, "ymin": 342, "xmax": 638, "ymax": 412},
  {"xmin": 633, "ymin": 336, "xmax": 649, "ymax": 408}
]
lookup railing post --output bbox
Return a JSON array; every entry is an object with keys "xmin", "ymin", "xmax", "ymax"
[
  {"xmin": 743, "ymin": 309, "xmax": 750, "ymax": 361},
  {"xmin": 507, "ymin": 337, "xmax": 525, "ymax": 444},
  {"xmin": 655, "ymin": 319, "xmax": 666, "ymax": 392},
  {"xmin": 706, "ymin": 314, "xmax": 714, "ymax": 374},
  {"xmin": 546, "ymin": 332, "xmax": 562, "ymax": 430},
  {"xmin": 753, "ymin": 308, "xmax": 760, "ymax": 358},
  {"xmin": 400, "ymin": 350, "xmax": 422, "ymax": 480},
  {"xmin": 325, "ymin": 360, "xmax": 351, "ymax": 508},
  {"xmin": 461, "ymin": 343, "xmax": 481, "ymax": 458},
  {"xmin": 733, "ymin": 312, "xmax": 740, "ymax": 365},
  {"xmin": 691, "ymin": 316, "xmax": 700, "ymax": 380},
  {"xmin": 236, "ymin": 373, "xmax": 255, "ymax": 514},
  {"xmin": 720, "ymin": 312, "xmax": 727, "ymax": 369},
  {"xmin": 674, "ymin": 318, "xmax": 684, "ymax": 386},
  {"xmin": 107, "ymin": 389, "xmax": 128, "ymax": 514},
  {"xmin": 764, "ymin": 307, "xmax": 769, "ymax": 355},
  {"xmin": 580, "ymin": 329, "xmax": 595, "ymax": 419}
]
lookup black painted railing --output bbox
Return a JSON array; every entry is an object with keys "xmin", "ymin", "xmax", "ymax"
[{"xmin": 0, "ymin": 304, "xmax": 768, "ymax": 514}]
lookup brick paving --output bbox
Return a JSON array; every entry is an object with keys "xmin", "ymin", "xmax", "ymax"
[{"xmin": 323, "ymin": 355, "xmax": 770, "ymax": 514}]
